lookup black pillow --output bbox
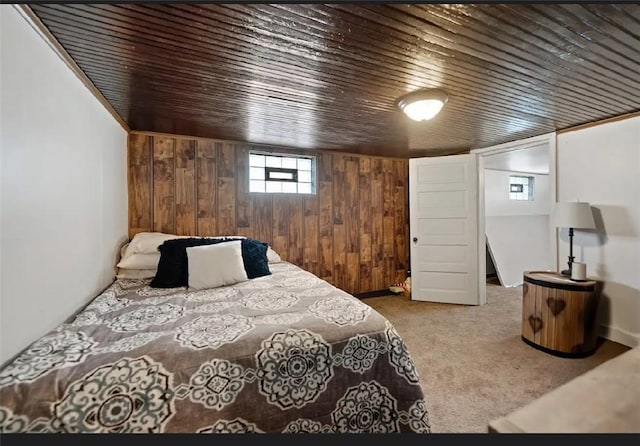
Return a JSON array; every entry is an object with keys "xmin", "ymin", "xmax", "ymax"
[
  {"xmin": 150, "ymin": 237, "xmax": 270, "ymax": 288},
  {"xmin": 239, "ymin": 239, "xmax": 270, "ymax": 279}
]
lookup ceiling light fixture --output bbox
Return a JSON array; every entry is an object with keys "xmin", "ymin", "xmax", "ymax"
[{"xmin": 396, "ymin": 88, "xmax": 448, "ymax": 121}]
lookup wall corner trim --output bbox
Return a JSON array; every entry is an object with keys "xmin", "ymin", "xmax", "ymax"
[{"xmin": 12, "ymin": 4, "xmax": 130, "ymax": 132}]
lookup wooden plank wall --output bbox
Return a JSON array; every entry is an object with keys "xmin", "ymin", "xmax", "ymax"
[{"xmin": 128, "ymin": 132, "xmax": 409, "ymax": 294}]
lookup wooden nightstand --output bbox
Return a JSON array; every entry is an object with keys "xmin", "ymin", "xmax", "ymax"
[{"xmin": 522, "ymin": 271, "xmax": 600, "ymax": 357}]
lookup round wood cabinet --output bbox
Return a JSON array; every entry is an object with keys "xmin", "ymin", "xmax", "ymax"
[{"xmin": 522, "ymin": 271, "xmax": 600, "ymax": 358}]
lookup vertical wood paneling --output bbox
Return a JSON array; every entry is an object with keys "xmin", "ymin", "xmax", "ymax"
[
  {"xmin": 175, "ymin": 139, "xmax": 196, "ymax": 235},
  {"xmin": 254, "ymin": 194, "xmax": 273, "ymax": 245},
  {"xmin": 288, "ymin": 195, "xmax": 304, "ymax": 266},
  {"xmin": 382, "ymin": 159, "xmax": 395, "ymax": 288},
  {"xmin": 196, "ymin": 140, "xmax": 217, "ymax": 236},
  {"xmin": 394, "ymin": 159, "xmax": 408, "ymax": 283},
  {"xmin": 318, "ymin": 151, "xmax": 334, "ymax": 283},
  {"xmin": 235, "ymin": 145, "xmax": 254, "ymax": 238},
  {"xmin": 153, "ymin": 137, "xmax": 175, "ymax": 233},
  {"xmin": 217, "ymin": 142, "xmax": 236, "ymax": 235},
  {"xmin": 371, "ymin": 159, "xmax": 385, "ymax": 290},
  {"xmin": 359, "ymin": 157, "xmax": 372, "ymax": 293},
  {"xmin": 128, "ymin": 133, "xmax": 152, "ymax": 239},
  {"xmin": 345, "ymin": 156, "xmax": 360, "ymax": 293},
  {"xmin": 303, "ymin": 193, "xmax": 319, "ymax": 276},
  {"xmin": 272, "ymin": 196, "xmax": 289, "ymax": 260},
  {"xmin": 332, "ymin": 154, "xmax": 347, "ymax": 290},
  {"xmin": 217, "ymin": 142, "xmax": 235, "ymax": 178},
  {"xmin": 129, "ymin": 132, "xmax": 409, "ymax": 294}
]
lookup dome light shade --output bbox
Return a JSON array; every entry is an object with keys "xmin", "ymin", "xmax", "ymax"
[{"xmin": 396, "ymin": 88, "xmax": 448, "ymax": 121}]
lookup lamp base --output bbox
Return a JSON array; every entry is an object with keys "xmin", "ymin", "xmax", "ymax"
[{"xmin": 562, "ymin": 254, "xmax": 574, "ymax": 277}]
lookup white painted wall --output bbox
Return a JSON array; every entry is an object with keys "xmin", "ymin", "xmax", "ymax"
[
  {"xmin": 486, "ymin": 215, "xmax": 551, "ymax": 287},
  {"xmin": 0, "ymin": 6, "xmax": 128, "ymax": 363},
  {"xmin": 483, "ymin": 169, "xmax": 552, "ymax": 286},
  {"xmin": 485, "ymin": 169, "xmax": 550, "ymax": 217},
  {"xmin": 557, "ymin": 116, "xmax": 640, "ymax": 347}
]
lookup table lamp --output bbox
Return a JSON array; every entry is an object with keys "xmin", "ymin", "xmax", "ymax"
[{"xmin": 552, "ymin": 201, "xmax": 596, "ymax": 277}]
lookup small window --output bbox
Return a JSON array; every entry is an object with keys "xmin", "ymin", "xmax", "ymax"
[
  {"xmin": 249, "ymin": 151, "xmax": 316, "ymax": 194},
  {"xmin": 509, "ymin": 175, "xmax": 534, "ymax": 201}
]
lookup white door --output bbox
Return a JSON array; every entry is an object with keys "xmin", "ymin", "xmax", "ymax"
[{"xmin": 409, "ymin": 154, "xmax": 480, "ymax": 305}]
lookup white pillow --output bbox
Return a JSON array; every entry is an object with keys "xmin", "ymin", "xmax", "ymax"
[
  {"xmin": 120, "ymin": 242, "xmax": 130, "ymax": 259},
  {"xmin": 266, "ymin": 247, "xmax": 282, "ymax": 263},
  {"xmin": 126, "ymin": 232, "xmax": 191, "ymax": 256},
  {"xmin": 116, "ymin": 268, "xmax": 157, "ymax": 279},
  {"xmin": 117, "ymin": 253, "xmax": 160, "ymax": 269},
  {"xmin": 187, "ymin": 241, "xmax": 248, "ymax": 290},
  {"xmin": 125, "ymin": 232, "xmax": 248, "ymax": 257}
]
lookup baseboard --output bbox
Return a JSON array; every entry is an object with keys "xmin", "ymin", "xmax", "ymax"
[
  {"xmin": 353, "ymin": 290, "xmax": 394, "ymax": 299},
  {"xmin": 599, "ymin": 324, "xmax": 640, "ymax": 348}
]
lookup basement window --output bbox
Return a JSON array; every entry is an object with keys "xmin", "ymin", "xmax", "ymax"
[
  {"xmin": 509, "ymin": 175, "xmax": 534, "ymax": 201},
  {"xmin": 249, "ymin": 151, "xmax": 316, "ymax": 194}
]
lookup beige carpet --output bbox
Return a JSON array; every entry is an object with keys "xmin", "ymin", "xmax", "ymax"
[{"xmin": 365, "ymin": 283, "xmax": 630, "ymax": 433}]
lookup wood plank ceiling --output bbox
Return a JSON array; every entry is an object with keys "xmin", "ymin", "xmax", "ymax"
[{"xmin": 30, "ymin": 3, "xmax": 640, "ymax": 158}]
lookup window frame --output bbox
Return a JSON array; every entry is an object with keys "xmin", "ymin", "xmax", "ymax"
[{"xmin": 248, "ymin": 150, "xmax": 316, "ymax": 195}]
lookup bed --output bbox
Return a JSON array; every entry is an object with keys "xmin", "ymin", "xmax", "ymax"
[{"xmin": 0, "ymin": 261, "xmax": 429, "ymax": 433}]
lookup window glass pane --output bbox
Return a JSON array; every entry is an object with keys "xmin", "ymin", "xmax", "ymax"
[
  {"xmin": 250, "ymin": 180, "xmax": 265, "ymax": 193},
  {"xmin": 297, "ymin": 158, "xmax": 312, "ymax": 171},
  {"xmin": 282, "ymin": 157, "xmax": 297, "ymax": 169},
  {"xmin": 298, "ymin": 170, "xmax": 311, "ymax": 183},
  {"xmin": 509, "ymin": 175, "xmax": 534, "ymax": 201},
  {"xmin": 249, "ymin": 154, "xmax": 265, "ymax": 167},
  {"xmin": 298, "ymin": 183, "xmax": 311, "ymax": 194},
  {"xmin": 282, "ymin": 182, "xmax": 297, "ymax": 193},
  {"xmin": 250, "ymin": 167, "xmax": 265, "ymax": 180},
  {"xmin": 265, "ymin": 156, "xmax": 281, "ymax": 168},
  {"xmin": 265, "ymin": 181, "xmax": 282, "ymax": 193},
  {"xmin": 268, "ymin": 171, "xmax": 294, "ymax": 180}
]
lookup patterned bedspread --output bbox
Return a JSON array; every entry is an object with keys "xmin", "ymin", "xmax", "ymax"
[{"xmin": 0, "ymin": 262, "xmax": 429, "ymax": 433}]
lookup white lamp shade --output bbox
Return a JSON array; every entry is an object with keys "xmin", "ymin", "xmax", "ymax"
[{"xmin": 552, "ymin": 202, "xmax": 595, "ymax": 229}]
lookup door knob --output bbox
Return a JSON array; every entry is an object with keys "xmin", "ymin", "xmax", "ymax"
[{"xmin": 413, "ymin": 237, "xmax": 418, "ymax": 243}]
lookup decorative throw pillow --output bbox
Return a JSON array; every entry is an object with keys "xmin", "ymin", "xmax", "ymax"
[
  {"xmin": 150, "ymin": 237, "xmax": 270, "ymax": 288},
  {"xmin": 151, "ymin": 238, "xmax": 221, "ymax": 288},
  {"xmin": 240, "ymin": 239, "xmax": 270, "ymax": 279},
  {"xmin": 186, "ymin": 241, "xmax": 248, "ymax": 290}
]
